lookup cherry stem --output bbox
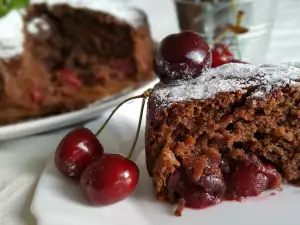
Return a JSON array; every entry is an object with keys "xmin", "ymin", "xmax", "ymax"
[
  {"xmin": 127, "ymin": 96, "xmax": 146, "ymax": 160},
  {"xmin": 94, "ymin": 88, "xmax": 152, "ymax": 137},
  {"xmin": 237, "ymin": 11, "xmax": 245, "ymax": 27},
  {"xmin": 209, "ymin": 29, "xmax": 229, "ymax": 47},
  {"xmin": 94, "ymin": 96, "xmax": 142, "ymax": 136},
  {"xmin": 231, "ymin": 0, "xmax": 242, "ymax": 60}
]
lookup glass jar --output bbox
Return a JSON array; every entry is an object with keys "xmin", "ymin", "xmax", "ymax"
[{"xmin": 175, "ymin": 0, "xmax": 279, "ymax": 64}]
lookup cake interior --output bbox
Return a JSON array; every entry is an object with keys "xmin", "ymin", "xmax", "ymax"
[
  {"xmin": 26, "ymin": 4, "xmax": 138, "ymax": 87},
  {"xmin": 147, "ymin": 84, "xmax": 299, "ymax": 211}
]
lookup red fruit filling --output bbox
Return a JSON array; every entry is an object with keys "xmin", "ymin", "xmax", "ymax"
[
  {"xmin": 168, "ymin": 165, "xmax": 225, "ymax": 209},
  {"xmin": 57, "ymin": 69, "xmax": 82, "ymax": 88},
  {"xmin": 223, "ymin": 155, "xmax": 281, "ymax": 200},
  {"xmin": 30, "ymin": 88, "xmax": 44, "ymax": 104},
  {"xmin": 168, "ymin": 155, "xmax": 281, "ymax": 209}
]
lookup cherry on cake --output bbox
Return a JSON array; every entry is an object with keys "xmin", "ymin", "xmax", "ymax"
[
  {"xmin": 0, "ymin": 1, "xmax": 153, "ymax": 125},
  {"xmin": 145, "ymin": 31, "xmax": 300, "ymax": 216}
]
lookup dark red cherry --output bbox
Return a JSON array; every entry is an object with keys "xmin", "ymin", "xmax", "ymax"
[
  {"xmin": 179, "ymin": 183, "xmax": 220, "ymax": 209},
  {"xmin": 225, "ymin": 156, "xmax": 281, "ymax": 199},
  {"xmin": 198, "ymin": 174, "xmax": 226, "ymax": 195},
  {"xmin": 54, "ymin": 128, "xmax": 104, "ymax": 179},
  {"xmin": 231, "ymin": 166, "xmax": 269, "ymax": 197},
  {"xmin": 167, "ymin": 169, "xmax": 181, "ymax": 193},
  {"xmin": 167, "ymin": 167, "xmax": 225, "ymax": 209},
  {"xmin": 180, "ymin": 174, "xmax": 225, "ymax": 209},
  {"xmin": 211, "ymin": 44, "xmax": 234, "ymax": 68},
  {"xmin": 80, "ymin": 153, "xmax": 139, "ymax": 206},
  {"xmin": 154, "ymin": 30, "xmax": 211, "ymax": 83}
]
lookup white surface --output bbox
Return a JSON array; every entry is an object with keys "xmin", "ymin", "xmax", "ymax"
[
  {"xmin": 0, "ymin": 0, "xmax": 300, "ymax": 225},
  {"xmin": 266, "ymin": 0, "xmax": 300, "ymax": 63},
  {"xmin": 32, "ymin": 152, "xmax": 300, "ymax": 225},
  {"xmin": 32, "ymin": 107, "xmax": 150, "ymax": 225},
  {"xmin": 0, "ymin": 79, "xmax": 157, "ymax": 141},
  {"xmin": 0, "ymin": 10, "xmax": 24, "ymax": 58}
]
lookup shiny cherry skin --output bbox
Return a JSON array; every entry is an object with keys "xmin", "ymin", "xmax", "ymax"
[
  {"xmin": 211, "ymin": 44, "xmax": 234, "ymax": 68},
  {"xmin": 54, "ymin": 128, "xmax": 104, "ymax": 179},
  {"xmin": 154, "ymin": 30, "xmax": 211, "ymax": 83},
  {"xmin": 80, "ymin": 153, "xmax": 139, "ymax": 206}
]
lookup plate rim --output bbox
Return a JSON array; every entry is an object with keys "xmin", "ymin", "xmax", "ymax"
[{"xmin": 0, "ymin": 78, "xmax": 158, "ymax": 141}]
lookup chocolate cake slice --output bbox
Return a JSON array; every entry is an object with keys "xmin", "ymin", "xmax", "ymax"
[
  {"xmin": 0, "ymin": 2, "xmax": 153, "ymax": 125},
  {"xmin": 145, "ymin": 62, "xmax": 300, "ymax": 214}
]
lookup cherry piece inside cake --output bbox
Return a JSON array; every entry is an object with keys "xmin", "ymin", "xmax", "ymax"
[{"xmin": 146, "ymin": 49, "xmax": 300, "ymax": 215}]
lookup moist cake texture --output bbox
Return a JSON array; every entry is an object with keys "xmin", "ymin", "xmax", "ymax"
[
  {"xmin": 0, "ymin": 3, "xmax": 153, "ymax": 125},
  {"xmin": 145, "ymin": 62, "xmax": 300, "ymax": 212}
]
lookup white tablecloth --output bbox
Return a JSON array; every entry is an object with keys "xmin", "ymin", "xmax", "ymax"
[{"xmin": 1, "ymin": 0, "xmax": 300, "ymax": 224}]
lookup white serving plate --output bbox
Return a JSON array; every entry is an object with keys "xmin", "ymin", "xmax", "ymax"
[
  {"xmin": 0, "ymin": 79, "xmax": 158, "ymax": 141},
  {"xmin": 31, "ymin": 113, "xmax": 300, "ymax": 225},
  {"xmin": 31, "ymin": 154, "xmax": 300, "ymax": 225}
]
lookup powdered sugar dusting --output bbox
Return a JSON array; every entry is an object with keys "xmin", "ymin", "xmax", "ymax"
[
  {"xmin": 152, "ymin": 63, "xmax": 300, "ymax": 107},
  {"xmin": 27, "ymin": 17, "xmax": 50, "ymax": 35},
  {"xmin": 31, "ymin": 0, "xmax": 144, "ymax": 27},
  {"xmin": 0, "ymin": 10, "xmax": 24, "ymax": 59}
]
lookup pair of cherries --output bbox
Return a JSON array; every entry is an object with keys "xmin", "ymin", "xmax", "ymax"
[
  {"xmin": 55, "ymin": 128, "xmax": 139, "ymax": 205},
  {"xmin": 54, "ymin": 30, "xmax": 244, "ymax": 206},
  {"xmin": 55, "ymin": 89, "xmax": 149, "ymax": 205}
]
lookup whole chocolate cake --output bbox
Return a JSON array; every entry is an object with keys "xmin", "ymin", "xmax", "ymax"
[
  {"xmin": 0, "ymin": 1, "xmax": 153, "ymax": 125},
  {"xmin": 145, "ymin": 31, "xmax": 300, "ymax": 215}
]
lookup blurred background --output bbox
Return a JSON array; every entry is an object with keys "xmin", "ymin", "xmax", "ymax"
[
  {"xmin": 175, "ymin": 0, "xmax": 278, "ymax": 64},
  {"xmin": 140, "ymin": 0, "xmax": 300, "ymax": 64}
]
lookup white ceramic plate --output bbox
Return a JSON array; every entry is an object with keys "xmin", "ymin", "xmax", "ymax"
[
  {"xmin": 31, "ymin": 155, "xmax": 300, "ymax": 225},
  {"xmin": 0, "ymin": 79, "xmax": 158, "ymax": 141},
  {"xmin": 31, "ymin": 113, "xmax": 300, "ymax": 225}
]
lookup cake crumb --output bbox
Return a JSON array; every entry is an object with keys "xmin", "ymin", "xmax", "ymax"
[{"xmin": 174, "ymin": 198, "xmax": 186, "ymax": 217}]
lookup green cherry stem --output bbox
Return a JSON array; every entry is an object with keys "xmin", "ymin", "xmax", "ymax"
[
  {"xmin": 94, "ymin": 88, "xmax": 152, "ymax": 137},
  {"xmin": 127, "ymin": 96, "xmax": 146, "ymax": 160},
  {"xmin": 94, "ymin": 96, "xmax": 141, "ymax": 136}
]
